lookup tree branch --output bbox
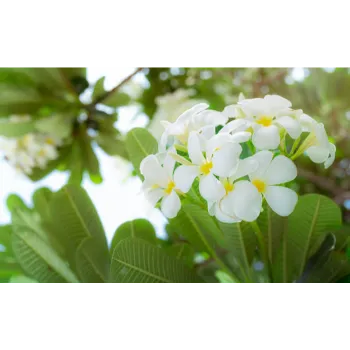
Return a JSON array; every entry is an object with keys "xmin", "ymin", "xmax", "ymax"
[{"xmin": 92, "ymin": 67, "xmax": 144, "ymax": 105}]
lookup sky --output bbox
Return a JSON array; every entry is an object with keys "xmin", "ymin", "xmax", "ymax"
[
  {"xmin": 0, "ymin": 68, "xmax": 167, "ymax": 242},
  {"xmin": 0, "ymin": 67, "xmax": 318, "ymax": 242}
]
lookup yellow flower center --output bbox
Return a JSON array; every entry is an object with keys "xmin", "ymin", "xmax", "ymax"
[
  {"xmin": 256, "ymin": 116, "xmax": 273, "ymax": 127},
  {"xmin": 46, "ymin": 137, "xmax": 55, "ymax": 145},
  {"xmin": 252, "ymin": 179, "xmax": 266, "ymax": 193},
  {"xmin": 38, "ymin": 149, "xmax": 47, "ymax": 157},
  {"xmin": 246, "ymin": 126, "xmax": 254, "ymax": 133},
  {"xmin": 200, "ymin": 161, "xmax": 213, "ymax": 175},
  {"xmin": 164, "ymin": 181, "xmax": 175, "ymax": 195},
  {"xmin": 223, "ymin": 180, "xmax": 234, "ymax": 194}
]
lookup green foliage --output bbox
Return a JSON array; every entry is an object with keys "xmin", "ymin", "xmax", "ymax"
[{"xmin": 0, "ymin": 119, "xmax": 35, "ymax": 136}]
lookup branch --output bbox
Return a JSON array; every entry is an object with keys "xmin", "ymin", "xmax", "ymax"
[{"xmin": 92, "ymin": 67, "xmax": 144, "ymax": 105}]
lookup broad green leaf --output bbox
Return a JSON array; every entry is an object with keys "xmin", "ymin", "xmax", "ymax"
[
  {"xmin": 257, "ymin": 205, "xmax": 286, "ymax": 264},
  {"xmin": 68, "ymin": 141, "xmax": 84, "ymax": 185},
  {"xmin": 215, "ymin": 270, "xmax": 238, "ymax": 283},
  {"xmin": 50, "ymin": 185, "xmax": 109, "ymax": 271},
  {"xmin": 61, "ymin": 68, "xmax": 87, "ymax": 79},
  {"xmin": 110, "ymin": 238, "xmax": 203, "ymax": 283},
  {"xmin": 334, "ymin": 224, "xmax": 350, "ymax": 251},
  {"xmin": 103, "ymin": 92, "xmax": 130, "ymax": 108},
  {"xmin": 6, "ymin": 194, "xmax": 28, "ymax": 212},
  {"xmin": 125, "ymin": 128, "xmax": 158, "ymax": 173},
  {"xmin": 110, "ymin": 219, "xmax": 157, "ymax": 253},
  {"xmin": 0, "ymin": 119, "xmax": 35, "ymax": 137},
  {"xmin": 12, "ymin": 209, "xmax": 79, "ymax": 283},
  {"xmin": 10, "ymin": 275, "xmax": 38, "ymax": 283},
  {"xmin": 35, "ymin": 116, "xmax": 72, "ymax": 139},
  {"xmin": 33, "ymin": 187, "xmax": 53, "ymax": 222},
  {"xmin": 92, "ymin": 76, "xmax": 106, "ymax": 101},
  {"xmin": 219, "ymin": 222, "xmax": 256, "ymax": 282},
  {"xmin": 96, "ymin": 134, "xmax": 128, "ymax": 159},
  {"xmin": 274, "ymin": 194, "xmax": 342, "ymax": 282},
  {"xmin": 170, "ymin": 203, "xmax": 225, "ymax": 254},
  {"xmin": 165, "ymin": 243, "xmax": 195, "ymax": 268},
  {"xmin": 76, "ymin": 238, "xmax": 108, "ymax": 283}
]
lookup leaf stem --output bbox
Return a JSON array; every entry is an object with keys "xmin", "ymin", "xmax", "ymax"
[{"xmin": 92, "ymin": 68, "xmax": 144, "ymax": 106}]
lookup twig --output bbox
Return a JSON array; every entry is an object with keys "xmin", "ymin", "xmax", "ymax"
[{"xmin": 92, "ymin": 67, "xmax": 144, "ymax": 105}]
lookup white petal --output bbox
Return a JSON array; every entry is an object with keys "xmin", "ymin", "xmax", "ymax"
[
  {"xmin": 264, "ymin": 186, "xmax": 298, "ymax": 217},
  {"xmin": 199, "ymin": 125, "xmax": 215, "ymax": 140},
  {"xmin": 215, "ymin": 202, "xmax": 241, "ymax": 223},
  {"xmin": 249, "ymin": 150, "xmax": 273, "ymax": 180},
  {"xmin": 252, "ymin": 125, "xmax": 280, "ymax": 150},
  {"xmin": 173, "ymin": 165, "xmax": 200, "ymax": 193},
  {"xmin": 264, "ymin": 95, "xmax": 292, "ymax": 114},
  {"xmin": 161, "ymin": 191, "xmax": 181, "ymax": 219},
  {"xmin": 144, "ymin": 188, "xmax": 164, "ymax": 207},
  {"xmin": 230, "ymin": 131, "xmax": 251, "ymax": 143},
  {"xmin": 222, "ymin": 105, "xmax": 238, "ymax": 119},
  {"xmin": 177, "ymin": 103, "xmax": 209, "ymax": 123},
  {"xmin": 140, "ymin": 155, "xmax": 168, "ymax": 187},
  {"xmin": 220, "ymin": 119, "xmax": 250, "ymax": 134},
  {"xmin": 275, "ymin": 116, "xmax": 302, "ymax": 139},
  {"xmin": 265, "ymin": 155, "xmax": 297, "ymax": 185},
  {"xmin": 221, "ymin": 180, "xmax": 262, "ymax": 222},
  {"xmin": 193, "ymin": 110, "xmax": 228, "ymax": 127},
  {"xmin": 199, "ymin": 173, "xmax": 225, "ymax": 202},
  {"xmin": 188, "ymin": 131, "xmax": 204, "ymax": 165},
  {"xmin": 230, "ymin": 157, "xmax": 259, "ymax": 181},
  {"xmin": 163, "ymin": 149, "xmax": 176, "ymax": 177},
  {"xmin": 306, "ymin": 145, "xmax": 329, "ymax": 163},
  {"xmin": 212, "ymin": 143, "xmax": 241, "ymax": 177},
  {"xmin": 239, "ymin": 98, "xmax": 267, "ymax": 117},
  {"xmin": 299, "ymin": 113, "xmax": 316, "ymax": 132},
  {"xmin": 324, "ymin": 143, "xmax": 336, "ymax": 169}
]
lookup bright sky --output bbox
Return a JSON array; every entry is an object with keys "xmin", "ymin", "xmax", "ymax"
[{"xmin": 0, "ymin": 68, "xmax": 167, "ymax": 242}]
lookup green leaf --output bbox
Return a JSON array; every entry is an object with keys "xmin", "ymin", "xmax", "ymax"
[
  {"xmin": 68, "ymin": 141, "xmax": 84, "ymax": 185},
  {"xmin": 274, "ymin": 194, "xmax": 342, "ymax": 282},
  {"xmin": 0, "ymin": 119, "xmax": 35, "ymax": 137},
  {"xmin": 125, "ymin": 128, "xmax": 158, "ymax": 173},
  {"xmin": 35, "ymin": 115, "xmax": 72, "ymax": 139},
  {"xmin": 257, "ymin": 205, "xmax": 286, "ymax": 264},
  {"xmin": 76, "ymin": 238, "xmax": 108, "ymax": 283},
  {"xmin": 92, "ymin": 77, "xmax": 106, "ymax": 101},
  {"xmin": 6, "ymin": 194, "xmax": 28, "ymax": 212},
  {"xmin": 215, "ymin": 270, "xmax": 238, "ymax": 283},
  {"xmin": 219, "ymin": 222, "xmax": 256, "ymax": 281},
  {"xmin": 110, "ymin": 238, "xmax": 203, "ymax": 283},
  {"xmin": 111, "ymin": 219, "xmax": 157, "ymax": 253},
  {"xmin": 10, "ymin": 275, "xmax": 38, "ymax": 283},
  {"xmin": 96, "ymin": 134, "xmax": 128, "ymax": 159},
  {"xmin": 165, "ymin": 243, "xmax": 195, "ymax": 268},
  {"xmin": 103, "ymin": 92, "xmax": 130, "ymax": 108},
  {"xmin": 12, "ymin": 209, "xmax": 79, "ymax": 283},
  {"xmin": 33, "ymin": 187, "xmax": 53, "ymax": 222},
  {"xmin": 169, "ymin": 203, "xmax": 225, "ymax": 254},
  {"xmin": 49, "ymin": 185, "xmax": 109, "ymax": 272}
]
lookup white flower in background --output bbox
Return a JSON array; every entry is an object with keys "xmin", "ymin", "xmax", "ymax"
[
  {"xmin": 140, "ymin": 150, "xmax": 184, "ymax": 219},
  {"xmin": 159, "ymin": 102, "xmax": 228, "ymax": 152},
  {"xmin": 237, "ymin": 95, "xmax": 302, "ymax": 150},
  {"xmin": 221, "ymin": 151, "xmax": 298, "ymax": 219},
  {"xmin": 149, "ymin": 89, "xmax": 205, "ymax": 139},
  {"xmin": 208, "ymin": 157, "xmax": 259, "ymax": 223},
  {"xmin": 9, "ymin": 115, "xmax": 31, "ymax": 123},
  {"xmin": 174, "ymin": 131, "xmax": 242, "ymax": 202}
]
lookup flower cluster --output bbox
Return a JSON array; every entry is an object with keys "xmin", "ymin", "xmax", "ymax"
[
  {"xmin": 141, "ymin": 95, "xmax": 336, "ymax": 222},
  {"xmin": 0, "ymin": 115, "xmax": 63, "ymax": 175}
]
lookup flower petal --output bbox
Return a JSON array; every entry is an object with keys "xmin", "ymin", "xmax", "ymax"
[
  {"xmin": 199, "ymin": 173, "xmax": 225, "ymax": 202},
  {"xmin": 163, "ymin": 149, "xmax": 176, "ymax": 177},
  {"xmin": 264, "ymin": 95, "xmax": 292, "ymax": 114},
  {"xmin": 324, "ymin": 143, "xmax": 336, "ymax": 169},
  {"xmin": 177, "ymin": 103, "xmax": 209, "ymax": 123},
  {"xmin": 188, "ymin": 131, "xmax": 205, "ymax": 165},
  {"xmin": 249, "ymin": 150, "xmax": 273, "ymax": 180},
  {"xmin": 173, "ymin": 165, "xmax": 200, "ymax": 193},
  {"xmin": 205, "ymin": 133, "xmax": 232, "ymax": 158},
  {"xmin": 230, "ymin": 157, "xmax": 259, "ymax": 181},
  {"xmin": 265, "ymin": 155, "xmax": 297, "ymax": 185},
  {"xmin": 230, "ymin": 131, "xmax": 251, "ymax": 143},
  {"xmin": 306, "ymin": 145, "xmax": 329, "ymax": 163},
  {"xmin": 140, "ymin": 155, "xmax": 168, "ymax": 187},
  {"xmin": 144, "ymin": 188, "xmax": 164, "ymax": 207},
  {"xmin": 220, "ymin": 119, "xmax": 250, "ymax": 134},
  {"xmin": 275, "ymin": 116, "xmax": 302, "ymax": 139},
  {"xmin": 252, "ymin": 125, "xmax": 280, "ymax": 150},
  {"xmin": 161, "ymin": 191, "xmax": 181, "ymax": 218},
  {"xmin": 215, "ymin": 202, "xmax": 241, "ymax": 223},
  {"xmin": 193, "ymin": 110, "xmax": 228, "ymax": 127},
  {"xmin": 264, "ymin": 186, "xmax": 298, "ymax": 217},
  {"xmin": 221, "ymin": 180, "xmax": 262, "ymax": 222},
  {"xmin": 212, "ymin": 143, "xmax": 241, "ymax": 177}
]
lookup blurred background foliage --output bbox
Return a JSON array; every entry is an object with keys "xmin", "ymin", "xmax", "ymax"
[{"xmin": 0, "ymin": 67, "xmax": 349, "ymax": 282}]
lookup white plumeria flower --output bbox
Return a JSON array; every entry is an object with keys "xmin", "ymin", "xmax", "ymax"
[
  {"xmin": 173, "ymin": 131, "xmax": 242, "ymax": 202},
  {"xmin": 159, "ymin": 103, "xmax": 228, "ymax": 152},
  {"xmin": 140, "ymin": 150, "xmax": 184, "ymax": 219},
  {"xmin": 237, "ymin": 95, "xmax": 302, "ymax": 150},
  {"xmin": 34, "ymin": 143, "xmax": 59, "ymax": 168},
  {"xmin": 208, "ymin": 157, "xmax": 259, "ymax": 223},
  {"xmin": 221, "ymin": 151, "xmax": 298, "ymax": 220}
]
